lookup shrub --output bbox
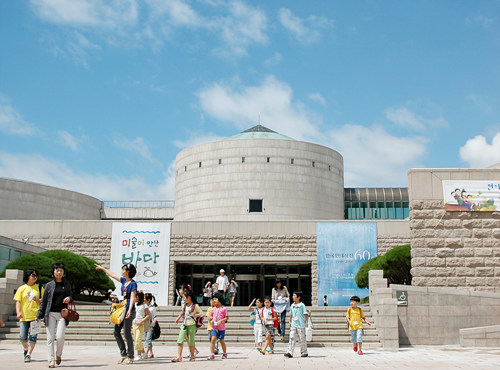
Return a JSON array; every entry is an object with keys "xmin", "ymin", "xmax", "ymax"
[
  {"xmin": 1, "ymin": 250, "xmax": 114, "ymax": 299},
  {"xmin": 355, "ymin": 244, "xmax": 412, "ymax": 289}
]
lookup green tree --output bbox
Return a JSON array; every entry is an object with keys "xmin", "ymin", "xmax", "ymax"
[
  {"xmin": 355, "ymin": 244, "xmax": 412, "ymax": 289},
  {"xmin": 0, "ymin": 254, "xmax": 55, "ymax": 285}
]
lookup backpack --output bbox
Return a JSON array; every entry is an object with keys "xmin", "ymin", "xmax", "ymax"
[
  {"xmin": 269, "ymin": 307, "xmax": 279, "ymax": 328},
  {"xmin": 152, "ymin": 321, "xmax": 161, "ymax": 340}
]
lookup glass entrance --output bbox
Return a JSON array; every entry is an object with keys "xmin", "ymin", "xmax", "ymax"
[{"xmin": 175, "ymin": 263, "xmax": 311, "ymax": 305}]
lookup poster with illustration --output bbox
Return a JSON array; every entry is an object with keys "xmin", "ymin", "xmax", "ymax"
[
  {"xmin": 317, "ymin": 222, "xmax": 377, "ymax": 306},
  {"xmin": 110, "ymin": 222, "xmax": 170, "ymax": 306},
  {"xmin": 443, "ymin": 181, "xmax": 499, "ymax": 212}
]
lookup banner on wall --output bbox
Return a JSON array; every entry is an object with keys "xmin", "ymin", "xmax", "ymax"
[
  {"xmin": 317, "ymin": 222, "xmax": 377, "ymax": 306},
  {"xmin": 443, "ymin": 180, "xmax": 499, "ymax": 212},
  {"xmin": 110, "ymin": 222, "xmax": 170, "ymax": 306}
]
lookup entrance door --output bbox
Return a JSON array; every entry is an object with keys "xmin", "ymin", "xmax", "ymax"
[{"xmin": 237, "ymin": 275, "xmax": 263, "ymax": 306}]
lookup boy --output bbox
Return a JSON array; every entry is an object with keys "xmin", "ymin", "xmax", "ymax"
[
  {"xmin": 284, "ymin": 291, "xmax": 308, "ymax": 358},
  {"xmin": 346, "ymin": 295, "xmax": 371, "ymax": 355},
  {"xmin": 208, "ymin": 293, "xmax": 228, "ymax": 360}
]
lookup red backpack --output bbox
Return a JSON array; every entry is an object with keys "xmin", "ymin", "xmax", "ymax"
[{"xmin": 271, "ymin": 307, "xmax": 279, "ymax": 328}]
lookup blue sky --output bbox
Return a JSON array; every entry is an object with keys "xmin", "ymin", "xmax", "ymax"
[{"xmin": 1, "ymin": 0, "xmax": 499, "ymax": 201}]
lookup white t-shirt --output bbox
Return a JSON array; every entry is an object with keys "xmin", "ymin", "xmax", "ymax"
[
  {"xmin": 216, "ymin": 275, "xmax": 229, "ymax": 292},
  {"xmin": 262, "ymin": 307, "xmax": 275, "ymax": 325}
]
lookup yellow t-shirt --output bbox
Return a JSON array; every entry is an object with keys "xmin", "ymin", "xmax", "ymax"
[
  {"xmin": 346, "ymin": 307, "xmax": 365, "ymax": 330},
  {"xmin": 206, "ymin": 306, "xmax": 213, "ymax": 331},
  {"xmin": 13, "ymin": 284, "xmax": 44, "ymax": 321}
]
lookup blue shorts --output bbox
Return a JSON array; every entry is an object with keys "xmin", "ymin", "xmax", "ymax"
[
  {"xmin": 211, "ymin": 329, "xmax": 225, "ymax": 340},
  {"xmin": 350, "ymin": 328, "xmax": 363, "ymax": 343}
]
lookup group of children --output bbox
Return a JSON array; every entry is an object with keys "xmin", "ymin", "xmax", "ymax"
[{"xmin": 130, "ymin": 291, "xmax": 159, "ymax": 361}]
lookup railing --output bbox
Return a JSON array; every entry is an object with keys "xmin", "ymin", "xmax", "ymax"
[{"xmin": 103, "ymin": 201, "xmax": 174, "ymax": 208}]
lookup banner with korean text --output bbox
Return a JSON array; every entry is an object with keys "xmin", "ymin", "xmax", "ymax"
[
  {"xmin": 111, "ymin": 222, "xmax": 170, "ymax": 306},
  {"xmin": 317, "ymin": 222, "xmax": 377, "ymax": 306},
  {"xmin": 443, "ymin": 180, "xmax": 499, "ymax": 212}
]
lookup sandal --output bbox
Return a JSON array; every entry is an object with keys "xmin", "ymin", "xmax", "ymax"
[
  {"xmin": 171, "ymin": 357, "xmax": 182, "ymax": 362},
  {"xmin": 56, "ymin": 356, "xmax": 62, "ymax": 365},
  {"xmin": 49, "ymin": 362, "xmax": 55, "ymax": 368}
]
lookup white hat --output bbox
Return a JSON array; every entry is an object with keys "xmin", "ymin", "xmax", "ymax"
[{"xmin": 220, "ymin": 269, "xmax": 225, "ymax": 273}]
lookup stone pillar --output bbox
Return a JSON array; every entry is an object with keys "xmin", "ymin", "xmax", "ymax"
[
  {"xmin": 369, "ymin": 269, "xmax": 399, "ymax": 350},
  {"xmin": 0, "ymin": 269, "xmax": 24, "ymax": 319}
]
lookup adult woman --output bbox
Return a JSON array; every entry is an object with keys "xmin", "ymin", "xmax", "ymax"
[
  {"xmin": 96, "ymin": 263, "xmax": 137, "ymax": 365},
  {"xmin": 172, "ymin": 290, "xmax": 203, "ymax": 362},
  {"xmin": 203, "ymin": 282, "xmax": 213, "ymax": 306},
  {"xmin": 271, "ymin": 278, "xmax": 290, "ymax": 341},
  {"xmin": 14, "ymin": 269, "xmax": 44, "ymax": 363},
  {"xmin": 228, "ymin": 279, "xmax": 238, "ymax": 307},
  {"xmin": 36, "ymin": 262, "xmax": 73, "ymax": 368}
]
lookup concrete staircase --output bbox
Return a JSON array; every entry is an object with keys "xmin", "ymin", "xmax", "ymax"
[{"xmin": 0, "ymin": 304, "xmax": 380, "ymax": 347}]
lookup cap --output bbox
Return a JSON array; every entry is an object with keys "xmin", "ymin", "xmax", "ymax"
[{"xmin": 220, "ymin": 269, "xmax": 225, "ymax": 273}]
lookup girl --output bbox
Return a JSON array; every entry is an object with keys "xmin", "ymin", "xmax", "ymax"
[
  {"xmin": 14, "ymin": 269, "xmax": 43, "ymax": 363},
  {"xmin": 172, "ymin": 290, "xmax": 203, "ymax": 362},
  {"xmin": 260, "ymin": 296, "xmax": 278, "ymax": 355},
  {"xmin": 36, "ymin": 263, "xmax": 73, "ymax": 368},
  {"xmin": 95, "ymin": 263, "xmax": 137, "ymax": 365},
  {"xmin": 203, "ymin": 282, "xmax": 213, "ymax": 306},
  {"xmin": 144, "ymin": 293, "xmax": 158, "ymax": 359},
  {"xmin": 248, "ymin": 297, "xmax": 264, "ymax": 351},
  {"xmin": 133, "ymin": 291, "xmax": 150, "ymax": 361},
  {"xmin": 228, "ymin": 279, "xmax": 238, "ymax": 307},
  {"xmin": 271, "ymin": 279, "xmax": 289, "ymax": 340}
]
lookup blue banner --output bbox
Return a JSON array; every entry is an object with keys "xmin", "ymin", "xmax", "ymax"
[{"xmin": 317, "ymin": 222, "xmax": 377, "ymax": 306}]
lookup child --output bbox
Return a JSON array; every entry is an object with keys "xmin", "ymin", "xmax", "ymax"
[
  {"xmin": 346, "ymin": 295, "xmax": 371, "ymax": 355},
  {"xmin": 0, "ymin": 316, "xmax": 5, "ymax": 327},
  {"xmin": 284, "ymin": 291, "xmax": 308, "ymax": 358},
  {"xmin": 248, "ymin": 297, "xmax": 264, "ymax": 351},
  {"xmin": 206, "ymin": 297, "xmax": 219, "ymax": 355},
  {"xmin": 260, "ymin": 296, "xmax": 278, "ymax": 355},
  {"xmin": 173, "ymin": 290, "xmax": 203, "ymax": 362},
  {"xmin": 133, "ymin": 291, "xmax": 151, "ymax": 361},
  {"xmin": 144, "ymin": 293, "xmax": 157, "ymax": 359},
  {"xmin": 208, "ymin": 293, "xmax": 228, "ymax": 360},
  {"xmin": 323, "ymin": 295, "xmax": 328, "ymax": 306}
]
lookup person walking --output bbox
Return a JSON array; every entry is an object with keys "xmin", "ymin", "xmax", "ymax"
[
  {"xmin": 203, "ymin": 282, "xmax": 213, "ymax": 306},
  {"xmin": 132, "ymin": 291, "xmax": 150, "ymax": 361},
  {"xmin": 144, "ymin": 293, "xmax": 158, "ymax": 359},
  {"xmin": 95, "ymin": 263, "xmax": 137, "ymax": 364},
  {"xmin": 228, "ymin": 278, "xmax": 238, "ymax": 307},
  {"xmin": 36, "ymin": 262, "xmax": 73, "ymax": 368},
  {"xmin": 172, "ymin": 290, "xmax": 203, "ymax": 362},
  {"xmin": 215, "ymin": 269, "xmax": 229, "ymax": 303},
  {"xmin": 13, "ymin": 269, "xmax": 44, "ymax": 363},
  {"xmin": 271, "ymin": 279, "xmax": 290, "ymax": 341},
  {"xmin": 284, "ymin": 291, "xmax": 309, "ymax": 358}
]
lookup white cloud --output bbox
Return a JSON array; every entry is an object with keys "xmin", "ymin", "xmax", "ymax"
[
  {"xmin": 385, "ymin": 106, "xmax": 448, "ymax": 131},
  {"xmin": 264, "ymin": 52, "xmax": 282, "ymax": 67},
  {"xmin": 278, "ymin": 7, "xmax": 333, "ymax": 44},
  {"xmin": 0, "ymin": 151, "xmax": 174, "ymax": 200},
  {"xmin": 113, "ymin": 135, "xmax": 157, "ymax": 163},
  {"xmin": 308, "ymin": 93, "xmax": 326, "ymax": 106},
  {"xmin": 57, "ymin": 130, "xmax": 79, "ymax": 150},
  {"xmin": 323, "ymin": 124, "xmax": 428, "ymax": 187},
  {"xmin": 466, "ymin": 94, "xmax": 492, "ymax": 113},
  {"xmin": 197, "ymin": 75, "xmax": 321, "ymax": 140},
  {"xmin": 30, "ymin": 0, "xmax": 138, "ymax": 28},
  {"xmin": 465, "ymin": 14, "xmax": 495, "ymax": 28},
  {"xmin": 145, "ymin": 0, "xmax": 203, "ymax": 27},
  {"xmin": 459, "ymin": 132, "xmax": 500, "ymax": 168},
  {"xmin": 0, "ymin": 94, "xmax": 38, "ymax": 136}
]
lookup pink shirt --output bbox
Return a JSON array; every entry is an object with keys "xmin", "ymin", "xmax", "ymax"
[{"xmin": 210, "ymin": 306, "xmax": 228, "ymax": 331}]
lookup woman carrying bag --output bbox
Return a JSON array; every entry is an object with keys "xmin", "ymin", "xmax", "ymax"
[
  {"xmin": 36, "ymin": 262, "xmax": 73, "ymax": 368},
  {"xmin": 96, "ymin": 263, "xmax": 137, "ymax": 365}
]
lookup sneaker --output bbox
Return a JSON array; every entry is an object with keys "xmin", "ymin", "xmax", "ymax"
[
  {"xmin": 134, "ymin": 356, "xmax": 142, "ymax": 361},
  {"xmin": 269, "ymin": 349, "xmax": 274, "ymax": 354},
  {"xmin": 301, "ymin": 354, "xmax": 308, "ymax": 357},
  {"xmin": 208, "ymin": 354, "xmax": 215, "ymax": 360},
  {"xmin": 284, "ymin": 353, "xmax": 293, "ymax": 358},
  {"xmin": 358, "ymin": 350, "xmax": 363, "ymax": 355},
  {"xmin": 194, "ymin": 348, "xmax": 199, "ymax": 356},
  {"xmin": 24, "ymin": 354, "xmax": 31, "ymax": 363},
  {"xmin": 353, "ymin": 345, "xmax": 357, "ymax": 352},
  {"xmin": 141, "ymin": 354, "xmax": 148, "ymax": 360},
  {"xmin": 222, "ymin": 353, "xmax": 228, "ymax": 359},
  {"xmin": 148, "ymin": 353, "xmax": 154, "ymax": 359},
  {"xmin": 122, "ymin": 358, "xmax": 134, "ymax": 365},
  {"xmin": 183, "ymin": 353, "xmax": 191, "ymax": 359},
  {"xmin": 259, "ymin": 350, "xmax": 266, "ymax": 355}
]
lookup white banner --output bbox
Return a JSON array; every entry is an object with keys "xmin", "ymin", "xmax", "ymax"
[
  {"xmin": 110, "ymin": 222, "xmax": 170, "ymax": 306},
  {"xmin": 443, "ymin": 180, "xmax": 499, "ymax": 212}
]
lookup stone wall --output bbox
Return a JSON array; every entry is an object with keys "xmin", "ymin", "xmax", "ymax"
[{"xmin": 410, "ymin": 200, "xmax": 500, "ymax": 292}]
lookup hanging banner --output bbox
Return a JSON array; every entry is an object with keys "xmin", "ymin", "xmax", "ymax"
[
  {"xmin": 443, "ymin": 180, "xmax": 499, "ymax": 212},
  {"xmin": 317, "ymin": 222, "xmax": 377, "ymax": 306},
  {"xmin": 111, "ymin": 222, "xmax": 170, "ymax": 306}
]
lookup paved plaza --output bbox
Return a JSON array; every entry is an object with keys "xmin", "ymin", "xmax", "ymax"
[{"xmin": 1, "ymin": 343, "xmax": 499, "ymax": 369}]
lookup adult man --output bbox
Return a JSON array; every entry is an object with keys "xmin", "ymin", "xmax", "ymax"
[{"xmin": 215, "ymin": 269, "xmax": 229, "ymax": 302}]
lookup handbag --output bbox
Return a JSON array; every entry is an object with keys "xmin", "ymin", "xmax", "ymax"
[
  {"xmin": 61, "ymin": 302, "xmax": 80, "ymax": 322},
  {"xmin": 152, "ymin": 321, "xmax": 161, "ymax": 340},
  {"xmin": 110, "ymin": 299, "xmax": 127, "ymax": 325}
]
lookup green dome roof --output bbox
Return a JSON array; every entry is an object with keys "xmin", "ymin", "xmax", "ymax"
[{"xmin": 226, "ymin": 125, "xmax": 295, "ymax": 140}]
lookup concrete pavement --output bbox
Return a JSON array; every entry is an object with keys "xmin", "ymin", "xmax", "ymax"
[{"xmin": 1, "ymin": 343, "xmax": 499, "ymax": 369}]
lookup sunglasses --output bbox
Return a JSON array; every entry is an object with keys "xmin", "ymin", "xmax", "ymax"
[{"xmin": 30, "ymin": 273, "xmax": 38, "ymax": 278}]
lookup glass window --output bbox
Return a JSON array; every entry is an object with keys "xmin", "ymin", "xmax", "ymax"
[
  {"xmin": 403, "ymin": 202, "xmax": 409, "ymax": 218},
  {"xmin": 291, "ymin": 158, "xmax": 294, "ymax": 164},
  {"xmin": 277, "ymin": 265, "xmax": 287, "ymax": 274},
  {"xmin": 218, "ymin": 158, "xmax": 222, "ymax": 164},
  {"xmin": 242, "ymin": 157, "xmax": 245, "ymax": 163},
  {"xmin": 378, "ymin": 202, "xmax": 386, "ymax": 219},
  {"xmin": 266, "ymin": 157, "xmax": 270, "ymax": 163},
  {"xmin": 264, "ymin": 265, "xmax": 275, "ymax": 275},
  {"xmin": 199, "ymin": 162, "xmax": 202, "ymax": 167},
  {"xmin": 193, "ymin": 265, "xmax": 203, "ymax": 274},
  {"xmin": 387, "ymin": 202, "xmax": 395, "ymax": 219},
  {"xmin": 394, "ymin": 202, "xmax": 402, "ymax": 219},
  {"xmin": 249, "ymin": 199, "xmax": 263, "ymax": 212}
]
